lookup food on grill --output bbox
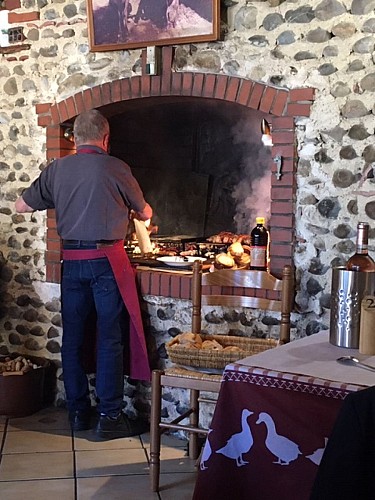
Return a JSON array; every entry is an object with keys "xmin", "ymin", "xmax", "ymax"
[{"xmin": 207, "ymin": 232, "xmax": 251, "ymax": 245}]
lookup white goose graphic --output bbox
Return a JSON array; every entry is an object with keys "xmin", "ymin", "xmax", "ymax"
[
  {"xmin": 216, "ymin": 409, "xmax": 254, "ymax": 467},
  {"xmin": 256, "ymin": 412, "xmax": 302, "ymax": 465},
  {"xmin": 200, "ymin": 429, "xmax": 213, "ymax": 470},
  {"xmin": 306, "ymin": 437, "xmax": 328, "ymax": 466}
]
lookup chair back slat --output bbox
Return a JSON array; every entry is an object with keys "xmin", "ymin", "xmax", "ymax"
[{"xmin": 191, "ymin": 261, "xmax": 294, "ymax": 343}]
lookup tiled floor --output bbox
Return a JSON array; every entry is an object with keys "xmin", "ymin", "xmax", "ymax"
[{"xmin": 0, "ymin": 407, "xmax": 197, "ymax": 499}]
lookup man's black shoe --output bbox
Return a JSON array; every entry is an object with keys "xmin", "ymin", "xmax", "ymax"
[
  {"xmin": 95, "ymin": 413, "xmax": 149, "ymax": 440},
  {"xmin": 69, "ymin": 409, "xmax": 92, "ymax": 431}
]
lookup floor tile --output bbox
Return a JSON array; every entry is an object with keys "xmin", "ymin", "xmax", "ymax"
[
  {"xmin": 76, "ymin": 448, "xmax": 149, "ymax": 477},
  {"xmin": 74, "ymin": 433, "xmax": 143, "ymax": 451},
  {"xmin": 0, "ymin": 478, "xmax": 75, "ymax": 499},
  {"xmin": 7, "ymin": 407, "xmax": 70, "ymax": 432},
  {"xmin": 3, "ymin": 429, "xmax": 73, "ymax": 454},
  {"xmin": 77, "ymin": 475, "xmax": 160, "ymax": 499},
  {"xmin": 141, "ymin": 432, "xmax": 188, "ymax": 449},
  {"xmin": 157, "ymin": 446, "xmax": 197, "ymax": 474},
  {"xmin": 158, "ymin": 472, "xmax": 197, "ymax": 499},
  {"xmin": 0, "ymin": 451, "xmax": 74, "ymax": 480}
]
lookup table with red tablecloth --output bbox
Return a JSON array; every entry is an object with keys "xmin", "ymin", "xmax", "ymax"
[{"xmin": 193, "ymin": 331, "xmax": 375, "ymax": 500}]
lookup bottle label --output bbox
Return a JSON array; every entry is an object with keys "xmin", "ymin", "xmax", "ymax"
[{"xmin": 250, "ymin": 246, "xmax": 267, "ymax": 267}]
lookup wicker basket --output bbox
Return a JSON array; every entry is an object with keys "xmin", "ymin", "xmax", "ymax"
[{"xmin": 166, "ymin": 334, "xmax": 278, "ymax": 370}]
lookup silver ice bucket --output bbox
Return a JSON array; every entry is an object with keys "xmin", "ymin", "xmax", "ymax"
[{"xmin": 330, "ymin": 267, "xmax": 375, "ymax": 348}]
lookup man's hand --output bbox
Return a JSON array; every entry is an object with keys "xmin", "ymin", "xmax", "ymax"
[
  {"xmin": 131, "ymin": 203, "xmax": 153, "ymax": 222},
  {"xmin": 15, "ymin": 196, "xmax": 34, "ymax": 213}
]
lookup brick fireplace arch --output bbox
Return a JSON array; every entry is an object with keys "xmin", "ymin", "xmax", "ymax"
[{"xmin": 35, "ymin": 47, "xmax": 314, "ymax": 285}]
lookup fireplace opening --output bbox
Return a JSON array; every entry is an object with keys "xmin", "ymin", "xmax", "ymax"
[{"xmin": 109, "ymin": 96, "xmax": 272, "ymax": 239}]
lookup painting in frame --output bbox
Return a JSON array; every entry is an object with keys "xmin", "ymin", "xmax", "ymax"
[{"xmin": 87, "ymin": 0, "xmax": 220, "ymax": 52}]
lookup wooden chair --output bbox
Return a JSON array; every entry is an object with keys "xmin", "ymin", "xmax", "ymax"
[{"xmin": 149, "ymin": 262, "xmax": 294, "ymax": 492}]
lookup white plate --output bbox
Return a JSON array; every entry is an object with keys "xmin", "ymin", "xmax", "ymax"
[{"xmin": 156, "ymin": 256, "xmax": 206, "ymax": 268}]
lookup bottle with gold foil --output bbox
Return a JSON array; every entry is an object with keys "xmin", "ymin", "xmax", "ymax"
[{"xmin": 346, "ymin": 222, "xmax": 375, "ymax": 272}]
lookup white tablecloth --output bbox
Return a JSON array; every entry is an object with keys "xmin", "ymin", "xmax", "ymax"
[{"xmin": 229, "ymin": 331, "xmax": 375, "ymax": 387}]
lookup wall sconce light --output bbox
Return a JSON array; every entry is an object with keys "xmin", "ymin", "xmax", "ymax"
[
  {"xmin": 273, "ymin": 155, "xmax": 283, "ymax": 180},
  {"xmin": 63, "ymin": 127, "xmax": 74, "ymax": 142},
  {"xmin": 261, "ymin": 118, "xmax": 273, "ymax": 146}
]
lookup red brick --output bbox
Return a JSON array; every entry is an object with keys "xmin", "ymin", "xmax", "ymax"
[
  {"xmin": 270, "ymin": 257, "xmax": 292, "ymax": 279},
  {"xmin": 74, "ymin": 92, "xmax": 85, "ymax": 115},
  {"xmin": 269, "ymin": 243, "xmax": 293, "ymax": 257},
  {"xmin": 150, "ymin": 272, "xmax": 161, "ymax": 296},
  {"xmin": 255, "ymin": 289, "xmax": 266, "ymax": 299},
  {"xmin": 214, "ymin": 75, "xmax": 227, "ymax": 99},
  {"xmin": 161, "ymin": 70, "xmax": 171, "ymax": 96},
  {"xmin": 45, "ymin": 249, "xmax": 61, "ymax": 263},
  {"xmin": 271, "ymin": 201, "xmax": 294, "ymax": 214},
  {"xmin": 47, "ymin": 216, "xmax": 57, "ymax": 228},
  {"xmin": 271, "ymin": 90, "xmax": 288, "ymax": 116},
  {"xmin": 5, "ymin": 0, "xmax": 21, "ymax": 10},
  {"xmin": 248, "ymin": 83, "xmax": 265, "ymax": 109},
  {"xmin": 141, "ymin": 75, "xmax": 151, "ymax": 96},
  {"xmin": 236, "ymin": 79, "xmax": 253, "ymax": 106},
  {"xmin": 91, "ymin": 85, "xmax": 102, "ymax": 108},
  {"xmin": 162, "ymin": 46, "xmax": 173, "ymax": 76},
  {"xmin": 37, "ymin": 115, "xmax": 52, "ymax": 127},
  {"xmin": 46, "ymin": 239, "xmax": 62, "ymax": 252},
  {"xmin": 160, "ymin": 274, "xmax": 171, "ymax": 297},
  {"xmin": 170, "ymin": 275, "xmax": 181, "ymax": 298},
  {"xmin": 111, "ymin": 80, "xmax": 121, "ymax": 103},
  {"xmin": 270, "ymin": 229, "xmax": 294, "ymax": 243},
  {"xmin": 101, "ymin": 82, "xmax": 112, "ymax": 106},
  {"xmin": 151, "ymin": 75, "xmax": 161, "ymax": 96},
  {"xmin": 130, "ymin": 76, "xmax": 141, "ymax": 98},
  {"xmin": 120, "ymin": 78, "xmax": 131, "ymax": 100},
  {"xmin": 225, "ymin": 77, "xmax": 240, "ymax": 102},
  {"xmin": 271, "ymin": 186, "xmax": 294, "ymax": 200},
  {"xmin": 137, "ymin": 270, "xmax": 151, "ymax": 295},
  {"xmin": 289, "ymin": 88, "xmax": 315, "ymax": 102},
  {"xmin": 171, "ymin": 72, "xmax": 182, "ymax": 94},
  {"xmin": 46, "ymin": 263, "xmax": 61, "ymax": 283},
  {"xmin": 286, "ymin": 103, "xmax": 312, "ymax": 117},
  {"xmin": 192, "ymin": 73, "xmax": 204, "ymax": 96},
  {"xmin": 50, "ymin": 105, "xmax": 59, "ymax": 125},
  {"xmin": 272, "ymin": 131, "xmax": 295, "ymax": 144},
  {"xmin": 8, "ymin": 11, "xmax": 40, "ymax": 23},
  {"xmin": 272, "ymin": 116, "xmax": 294, "ymax": 130},
  {"xmin": 65, "ymin": 96, "xmax": 77, "ymax": 119},
  {"xmin": 259, "ymin": 87, "xmax": 277, "ymax": 113},
  {"xmin": 46, "ymin": 149, "xmax": 61, "ymax": 160},
  {"xmin": 181, "ymin": 72, "xmax": 193, "ymax": 96},
  {"xmin": 57, "ymin": 100, "xmax": 69, "ymax": 123},
  {"xmin": 180, "ymin": 275, "xmax": 191, "ymax": 299},
  {"xmin": 202, "ymin": 74, "xmax": 216, "ymax": 98},
  {"xmin": 35, "ymin": 103, "xmax": 51, "ymax": 115},
  {"xmin": 272, "ymin": 144, "xmax": 295, "ymax": 159},
  {"xmin": 82, "ymin": 88, "xmax": 93, "ymax": 111},
  {"xmin": 270, "ymin": 171, "xmax": 294, "ymax": 187}
]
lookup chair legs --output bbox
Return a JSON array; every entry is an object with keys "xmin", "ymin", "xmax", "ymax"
[
  {"xmin": 189, "ymin": 388, "xmax": 200, "ymax": 459},
  {"xmin": 150, "ymin": 370, "xmax": 162, "ymax": 492}
]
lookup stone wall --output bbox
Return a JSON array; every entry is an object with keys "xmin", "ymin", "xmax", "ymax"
[{"xmin": 1, "ymin": 0, "xmax": 375, "ymax": 410}]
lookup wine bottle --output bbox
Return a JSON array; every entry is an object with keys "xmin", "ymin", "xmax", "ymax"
[
  {"xmin": 346, "ymin": 222, "xmax": 375, "ymax": 272},
  {"xmin": 250, "ymin": 217, "xmax": 269, "ymax": 271}
]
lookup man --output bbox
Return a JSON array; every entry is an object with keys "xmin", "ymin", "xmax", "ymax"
[{"xmin": 15, "ymin": 109, "xmax": 152, "ymax": 439}]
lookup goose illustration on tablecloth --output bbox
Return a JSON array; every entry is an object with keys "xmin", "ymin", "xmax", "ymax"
[
  {"xmin": 256, "ymin": 412, "xmax": 302, "ymax": 465},
  {"xmin": 216, "ymin": 409, "xmax": 254, "ymax": 467},
  {"xmin": 306, "ymin": 437, "xmax": 328, "ymax": 465},
  {"xmin": 200, "ymin": 429, "xmax": 213, "ymax": 470}
]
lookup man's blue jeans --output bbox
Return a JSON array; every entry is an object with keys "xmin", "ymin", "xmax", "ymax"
[{"xmin": 61, "ymin": 242, "xmax": 128, "ymax": 417}]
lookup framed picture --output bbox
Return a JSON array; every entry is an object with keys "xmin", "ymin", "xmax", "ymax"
[{"xmin": 87, "ymin": 0, "xmax": 220, "ymax": 52}]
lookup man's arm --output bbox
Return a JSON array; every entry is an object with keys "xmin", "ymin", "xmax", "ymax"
[{"xmin": 15, "ymin": 196, "xmax": 35, "ymax": 213}]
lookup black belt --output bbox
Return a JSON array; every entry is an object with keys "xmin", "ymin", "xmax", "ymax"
[{"xmin": 62, "ymin": 239, "xmax": 122, "ymax": 248}]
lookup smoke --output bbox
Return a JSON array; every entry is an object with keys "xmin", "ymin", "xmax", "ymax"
[{"xmin": 230, "ymin": 116, "xmax": 272, "ymax": 234}]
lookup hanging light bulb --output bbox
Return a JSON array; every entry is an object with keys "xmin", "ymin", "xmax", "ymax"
[{"xmin": 261, "ymin": 118, "xmax": 273, "ymax": 146}]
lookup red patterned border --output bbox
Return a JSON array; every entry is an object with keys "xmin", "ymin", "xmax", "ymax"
[{"xmin": 223, "ymin": 367, "xmax": 366, "ymax": 400}]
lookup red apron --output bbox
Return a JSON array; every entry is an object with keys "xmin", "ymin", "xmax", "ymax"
[{"xmin": 62, "ymin": 241, "xmax": 151, "ymax": 381}]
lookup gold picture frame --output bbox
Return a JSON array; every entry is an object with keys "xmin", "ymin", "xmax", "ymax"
[{"xmin": 87, "ymin": 0, "xmax": 220, "ymax": 52}]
